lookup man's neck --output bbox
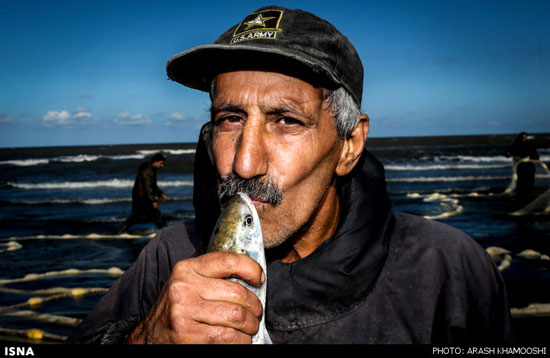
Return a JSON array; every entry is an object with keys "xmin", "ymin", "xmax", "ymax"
[{"xmin": 280, "ymin": 181, "xmax": 341, "ymax": 263}]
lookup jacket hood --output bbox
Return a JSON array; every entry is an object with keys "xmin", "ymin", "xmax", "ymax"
[
  {"xmin": 193, "ymin": 123, "xmax": 222, "ymax": 249},
  {"xmin": 192, "ymin": 122, "xmax": 394, "ymax": 329}
]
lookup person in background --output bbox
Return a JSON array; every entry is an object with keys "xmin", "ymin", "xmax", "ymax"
[
  {"xmin": 505, "ymin": 132, "xmax": 540, "ymax": 195},
  {"xmin": 120, "ymin": 152, "xmax": 168, "ymax": 233}
]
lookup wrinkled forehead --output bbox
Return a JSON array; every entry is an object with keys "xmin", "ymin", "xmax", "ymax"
[
  {"xmin": 210, "ymin": 71, "xmax": 327, "ymax": 120},
  {"xmin": 211, "ymin": 70, "xmax": 325, "ymax": 103}
]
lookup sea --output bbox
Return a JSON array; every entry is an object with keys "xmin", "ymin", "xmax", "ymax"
[{"xmin": 0, "ymin": 133, "xmax": 549, "ymax": 344}]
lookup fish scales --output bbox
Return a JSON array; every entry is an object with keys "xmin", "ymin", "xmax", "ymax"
[{"xmin": 207, "ymin": 192, "xmax": 272, "ymax": 344}]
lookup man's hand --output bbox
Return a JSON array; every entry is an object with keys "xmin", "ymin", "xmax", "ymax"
[
  {"xmin": 125, "ymin": 252, "xmax": 265, "ymax": 344},
  {"xmin": 152, "ymin": 201, "xmax": 159, "ymax": 209},
  {"xmin": 161, "ymin": 193, "xmax": 167, "ymax": 201}
]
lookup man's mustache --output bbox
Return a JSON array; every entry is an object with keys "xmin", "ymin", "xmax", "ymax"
[{"xmin": 218, "ymin": 174, "xmax": 284, "ymax": 206}]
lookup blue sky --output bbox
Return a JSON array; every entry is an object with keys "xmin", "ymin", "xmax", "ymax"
[{"xmin": 1, "ymin": 0, "xmax": 548, "ymax": 147}]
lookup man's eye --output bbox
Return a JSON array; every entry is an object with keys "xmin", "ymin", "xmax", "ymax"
[
  {"xmin": 277, "ymin": 117, "xmax": 302, "ymax": 126},
  {"xmin": 215, "ymin": 115, "xmax": 243, "ymax": 128},
  {"xmin": 217, "ymin": 115, "xmax": 241, "ymax": 123}
]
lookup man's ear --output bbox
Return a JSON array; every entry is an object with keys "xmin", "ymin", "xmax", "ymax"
[{"xmin": 335, "ymin": 114, "xmax": 369, "ymax": 176}]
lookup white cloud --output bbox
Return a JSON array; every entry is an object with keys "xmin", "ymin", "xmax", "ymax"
[
  {"xmin": 171, "ymin": 112, "xmax": 185, "ymax": 120},
  {"xmin": 42, "ymin": 109, "xmax": 93, "ymax": 127},
  {"xmin": 165, "ymin": 112, "xmax": 188, "ymax": 127},
  {"xmin": 114, "ymin": 112, "xmax": 152, "ymax": 126},
  {"xmin": 42, "ymin": 110, "xmax": 72, "ymax": 126},
  {"xmin": 73, "ymin": 107, "xmax": 92, "ymax": 119}
]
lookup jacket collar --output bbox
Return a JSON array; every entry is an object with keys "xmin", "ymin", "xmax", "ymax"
[{"xmin": 265, "ymin": 149, "xmax": 393, "ymax": 330}]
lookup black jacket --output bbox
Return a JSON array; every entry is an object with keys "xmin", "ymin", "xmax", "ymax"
[
  {"xmin": 132, "ymin": 162, "xmax": 164, "ymax": 214},
  {"xmin": 67, "ymin": 131, "xmax": 513, "ymax": 344}
]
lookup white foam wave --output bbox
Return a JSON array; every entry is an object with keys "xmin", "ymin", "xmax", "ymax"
[
  {"xmin": 7, "ymin": 179, "xmax": 193, "ymax": 190},
  {"xmin": 0, "ymin": 156, "xmax": 99, "ymax": 166},
  {"xmin": 0, "ymin": 149, "xmax": 195, "ymax": 167},
  {"xmin": 56, "ymin": 155, "xmax": 99, "ymax": 163},
  {"xmin": 137, "ymin": 149, "xmax": 195, "ymax": 156},
  {"xmin": 389, "ymin": 173, "xmax": 550, "ymax": 184},
  {"xmin": 5, "ymin": 195, "xmax": 192, "ymax": 205},
  {"xmin": 158, "ymin": 180, "xmax": 194, "ymax": 187},
  {"xmin": 7, "ymin": 179, "xmax": 134, "ymax": 189},
  {"xmin": 436, "ymin": 154, "xmax": 550, "ymax": 163},
  {"xmin": 9, "ymin": 198, "xmax": 131, "ymax": 205},
  {"xmin": 4, "ymin": 233, "xmax": 156, "ymax": 240},
  {"xmin": 437, "ymin": 155, "xmax": 511, "ymax": 163},
  {"xmin": 105, "ymin": 154, "xmax": 146, "ymax": 160},
  {"xmin": 0, "ymin": 159, "xmax": 50, "ymax": 166},
  {"xmin": 387, "ymin": 175, "xmax": 510, "ymax": 183},
  {"xmin": 385, "ymin": 163, "xmax": 510, "ymax": 171}
]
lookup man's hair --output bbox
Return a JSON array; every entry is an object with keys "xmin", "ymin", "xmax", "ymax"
[
  {"xmin": 151, "ymin": 152, "xmax": 167, "ymax": 162},
  {"xmin": 323, "ymin": 87, "xmax": 362, "ymax": 139},
  {"xmin": 209, "ymin": 79, "xmax": 362, "ymax": 139}
]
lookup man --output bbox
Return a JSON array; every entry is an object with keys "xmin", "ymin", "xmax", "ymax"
[
  {"xmin": 68, "ymin": 6, "xmax": 513, "ymax": 344},
  {"xmin": 505, "ymin": 132, "xmax": 540, "ymax": 195},
  {"xmin": 120, "ymin": 152, "xmax": 168, "ymax": 233}
]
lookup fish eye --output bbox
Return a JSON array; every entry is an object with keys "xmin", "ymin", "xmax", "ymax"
[{"xmin": 243, "ymin": 215, "xmax": 253, "ymax": 227}]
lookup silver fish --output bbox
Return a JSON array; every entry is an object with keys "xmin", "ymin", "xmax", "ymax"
[{"xmin": 207, "ymin": 192, "xmax": 272, "ymax": 344}]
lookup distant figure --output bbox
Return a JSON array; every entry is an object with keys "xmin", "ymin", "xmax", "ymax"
[
  {"xmin": 505, "ymin": 132, "xmax": 540, "ymax": 194},
  {"xmin": 120, "ymin": 152, "xmax": 168, "ymax": 233}
]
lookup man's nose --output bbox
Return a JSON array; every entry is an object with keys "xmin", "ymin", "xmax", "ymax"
[{"xmin": 233, "ymin": 120, "xmax": 268, "ymax": 179}]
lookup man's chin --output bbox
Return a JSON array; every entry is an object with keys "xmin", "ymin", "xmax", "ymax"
[{"xmin": 262, "ymin": 228, "xmax": 297, "ymax": 250}]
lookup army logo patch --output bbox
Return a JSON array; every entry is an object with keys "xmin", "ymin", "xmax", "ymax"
[{"xmin": 230, "ymin": 9, "xmax": 284, "ymax": 44}]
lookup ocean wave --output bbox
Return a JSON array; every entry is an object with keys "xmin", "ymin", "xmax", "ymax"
[
  {"xmin": 435, "ymin": 154, "xmax": 550, "ymax": 163},
  {"xmin": 56, "ymin": 155, "xmax": 99, "ymax": 163},
  {"xmin": 387, "ymin": 175, "xmax": 510, "ymax": 183},
  {"xmin": 0, "ymin": 159, "xmax": 50, "ymax": 166},
  {"xmin": 0, "ymin": 155, "xmax": 98, "ymax": 167},
  {"xmin": 105, "ymin": 154, "xmax": 146, "ymax": 160},
  {"xmin": 7, "ymin": 179, "xmax": 193, "ymax": 190},
  {"xmin": 7, "ymin": 179, "xmax": 134, "ymax": 189},
  {"xmin": 385, "ymin": 163, "xmax": 511, "ymax": 171},
  {"xmin": 4, "ymin": 233, "xmax": 156, "ymax": 240},
  {"xmin": 0, "ymin": 149, "xmax": 196, "ymax": 167},
  {"xmin": 436, "ymin": 155, "xmax": 511, "ymax": 163},
  {"xmin": 390, "ymin": 186, "xmax": 494, "ymax": 196},
  {"xmin": 137, "ymin": 149, "xmax": 196, "ymax": 156},
  {"xmin": 3, "ymin": 198, "xmax": 131, "ymax": 205},
  {"xmin": 3, "ymin": 195, "xmax": 193, "ymax": 206}
]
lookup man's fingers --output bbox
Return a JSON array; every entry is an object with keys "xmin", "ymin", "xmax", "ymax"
[
  {"xmin": 170, "ymin": 253, "xmax": 265, "ymax": 319},
  {"xmin": 187, "ymin": 252, "xmax": 265, "ymax": 287},
  {"xmin": 197, "ymin": 277, "xmax": 264, "ymax": 318},
  {"xmin": 188, "ymin": 300, "xmax": 260, "ymax": 336},
  {"xmin": 177, "ymin": 325, "xmax": 252, "ymax": 344},
  {"xmin": 142, "ymin": 253, "xmax": 266, "ymax": 344}
]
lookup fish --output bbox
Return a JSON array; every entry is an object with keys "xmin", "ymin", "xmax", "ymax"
[{"xmin": 207, "ymin": 192, "xmax": 272, "ymax": 344}]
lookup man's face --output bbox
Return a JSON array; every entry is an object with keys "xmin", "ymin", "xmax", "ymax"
[
  {"xmin": 210, "ymin": 71, "xmax": 344, "ymax": 248},
  {"xmin": 153, "ymin": 160, "xmax": 165, "ymax": 169}
]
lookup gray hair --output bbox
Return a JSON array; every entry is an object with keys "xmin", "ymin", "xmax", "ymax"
[
  {"xmin": 323, "ymin": 87, "xmax": 362, "ymax": 139},
  {"xmin": 209, "ymin": 79, "xmax": 362, "ymax": 139}
]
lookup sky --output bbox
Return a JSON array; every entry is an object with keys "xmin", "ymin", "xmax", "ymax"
[{"xmin": 0, "ymin": 0, "xmax": 548, "ymax": 147}]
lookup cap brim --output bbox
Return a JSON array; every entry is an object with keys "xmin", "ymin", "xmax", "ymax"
[{"xmin": 166, "ymin": 44, "xmax": 343, "ymax": 93}]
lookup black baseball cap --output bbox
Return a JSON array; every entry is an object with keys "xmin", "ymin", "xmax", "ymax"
[{"xmin": 166, "ymin": 5, "xmax": 364, "ymax": 106}]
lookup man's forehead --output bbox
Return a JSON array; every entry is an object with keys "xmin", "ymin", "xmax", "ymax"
[{"xmin": 212, "ymin": 71, "xmax": 325, "ymax": 111}]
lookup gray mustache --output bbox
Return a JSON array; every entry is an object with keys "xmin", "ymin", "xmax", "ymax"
[{"xmin": 218, "ymin": 174, "xmax": 284, "ymax": 206}]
